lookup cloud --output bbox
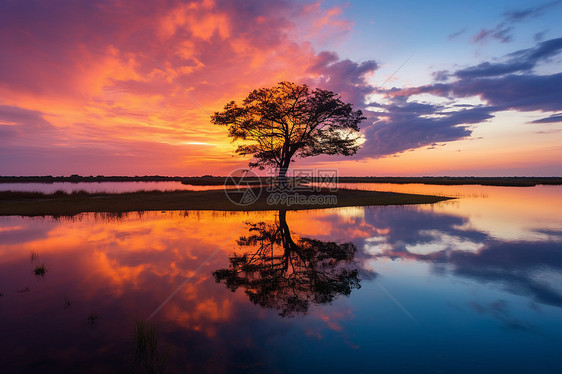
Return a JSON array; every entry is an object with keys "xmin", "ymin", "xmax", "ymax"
[
  {"xmin": 503, "ymin": 0, "xmax": 562, "ymax": 22},
  {"xmin": 534, "ymin": 30, "xmax": 549, "ymax": 42},
  {"xmin": 453, "ymin": 73, "xmax": 562, "ymax": 112},
  {"xmin": 0, "ymin": 0, "xmax": 376, "ymax": 175},
  {"xmin": 0, "ymin": 106, "xmax": 54, "ymax": 131},
  {"xmin": 360, "ymin": 102, "xmax": 493, "ymax": 157},
  {"xmin": 305, "ymin": 51, "xmax": 378, "ymax": 106},
  {"xmin": 473, "ymin": 24, "xmax": 513, "ymax": 44},
  {"xmin": 358, "ymin": 38, "xmax": 562, "ymax": 158},
  {"xmin": 532, "ymin": 114, "xmax": 562, "ymax": 123},
  {"xmin": 472, "ymin": 0, "xmax": 562, "ymax": 44},
  {"xmin": 432, "ymin": 70, "xmax": 451, "ymax": 82},
  {"xmin": 448, "ymin": 28, "xmax": 466, "ymax": 40},
  {"xmin": 0, "ymin": 105, "xmax": 60, "ymax": 147},
  {"xmin": 395, "ymin": 73, "xmax": 562, "ymax": 113},
  {"xmin": 456, "ymin": 38, "xmax": 562, "ymax": 78}
]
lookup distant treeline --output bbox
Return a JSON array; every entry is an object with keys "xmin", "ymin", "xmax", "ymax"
[
  {"xmin": 333, "ymin": 176, "xmax": 562, "ymax": 186},
  {"xmin": 0, "ymin": 175, "xmax": 185, "ymax": 183},
  {"xmin": 0, "ymin": 175, "xmax": 256, "ymax": 186},
  {"xmin": 1, "ymin": 175, "xmax": 561, "ymax": 187}
]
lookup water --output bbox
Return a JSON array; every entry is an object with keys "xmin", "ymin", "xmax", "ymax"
[
  {"xmin": 0, "ymin": 185, "xmax": 561, "ymax": 373},
  {"xmin": 0, "ymin": 181, "xmax": 228, "ymax": 193}
]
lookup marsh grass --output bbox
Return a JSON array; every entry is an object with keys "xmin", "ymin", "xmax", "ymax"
[
  {"xmin": 33, "ymin": 264, "xmax": 47, "ymax": 278},
  {"xmin": 0, "ymin": 189, "xmax": 93, "ymax": 200},
  {"xmin": 0, "ymin": 188, "xmax": 451, "ymax": 216},
  {"xmin": 30, "ymin": 251, "xmax": 39, "ymax": 261},
  {"xmin": 134, "ymin": 320, "xmax": 168, "ymax": 374},
  {"xmin": 87, "ymin": 311, "xmax": 98, "ymax": 325}
]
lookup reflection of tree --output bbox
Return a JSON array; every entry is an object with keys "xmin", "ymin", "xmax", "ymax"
[{"xmin": 213, "ymin": 211, "xmax": 360, "ymax": 317}]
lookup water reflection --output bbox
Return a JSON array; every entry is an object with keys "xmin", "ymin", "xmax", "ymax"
[
  {"xmin": 213, "ymin": 210, "xmax": 361, "ymax": 317},
  {"xmin": 0, "ymin": 186, "xmax": 561, "ymax": 372},
  {"xmin": 337, "ymin": 183, "xmax": 562, "ymax": 241},
  {"xmin": 0, "ymin": 181, "xmax": 228, "ymax": 193},
  {"xmin": 351, "ymin": 205, "xmax": 562, "ymax": 308}
]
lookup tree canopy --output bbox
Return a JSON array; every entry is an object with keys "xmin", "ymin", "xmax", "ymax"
[{"xmin": 211, "ymin": 81, "xmax": 365, "ymax": 181}]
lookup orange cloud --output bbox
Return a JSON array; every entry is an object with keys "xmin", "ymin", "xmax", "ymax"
[{"xmin": 0, "ymin": 0, "xmax": 376, "ymax": 176}]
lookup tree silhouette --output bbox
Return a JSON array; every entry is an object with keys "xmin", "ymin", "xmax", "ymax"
[
  {"xmin": 211, "ymin": 82, "xmax": 365, "ymax": 186},
  {"xmin": 213, "ymin": 211, "xmax": 361, "ymax": 317}
]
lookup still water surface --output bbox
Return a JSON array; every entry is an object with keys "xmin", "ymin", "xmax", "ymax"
[
  {"xmin": 0, "ymin": 185, "xmax": 561, "ymax": 373},
  {"xmin": 0, "ymin": 181, "xmax": 223, "ymax": 193}
]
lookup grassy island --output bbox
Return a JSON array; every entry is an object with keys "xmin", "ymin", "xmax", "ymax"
[{"xmin": 0, "ymin": 188, "xmax": 452, "ymax": 217}]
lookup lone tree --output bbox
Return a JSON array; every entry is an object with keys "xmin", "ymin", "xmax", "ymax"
[{"xmin": 211, "ymin": 81, "xmax": 365, "ymax": 186}]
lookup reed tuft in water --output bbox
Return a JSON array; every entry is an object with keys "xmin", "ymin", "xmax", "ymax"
[
  {"xmin": 33, "ymin": 264, "xmax": 47, "ymax": 278},
  {"xmin": 134, "ymin": 320, "xmax": 168, "ymax": 374}
]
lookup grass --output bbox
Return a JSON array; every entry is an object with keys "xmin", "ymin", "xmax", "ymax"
[
  {"xmin": 0, "ymin": 188, "xmax": 451, "ymax": 216},
  {"xmin": 134, "ymin": 320, "xmax": 168, "ymax": 374},
  {"xmin": 33, "ymin": 264, "xmax": 47, "ymax": 278},
  {"xmin": 88, "ymin": 311, "xmax": 98, "ymax": 325}
]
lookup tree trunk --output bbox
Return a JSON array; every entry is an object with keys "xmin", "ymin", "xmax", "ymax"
[
  {"xmin": 278, "ymin": 167, "xmax": 288, "ymax": 190},
  {"xmin": 278, "ymin": 210, "xmax": 297, "ymax": 251},
  {"xmin": 277, "ymin": 153, "xmax": 292, "ymax": 190}
]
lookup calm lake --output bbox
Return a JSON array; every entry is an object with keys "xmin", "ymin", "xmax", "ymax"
[
  {"xmin": 1, "ymin": 184, "xmax": 561, "ymax": 373},
  {"xmin": 0, "ymin": 181, "xmax": 222, "ymax": 193}
]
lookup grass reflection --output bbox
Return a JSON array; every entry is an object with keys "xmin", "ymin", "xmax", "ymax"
[{"xmin": 134, "ymin": 320, "xmax": 168, "ymax": 374}]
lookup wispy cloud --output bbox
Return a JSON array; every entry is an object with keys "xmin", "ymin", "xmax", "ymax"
[
  {"xmin": 472, "ymin": 0, "xmax": 562, "ymax": 44},
  {"xmin": 532, "ymin": 113, "xmax": 562, "ymax": 123},
  {"xmin": 503, "ymin": 0, "xmax": 562, "ymax": 22},
  {"xmin": 448, "ymin": 28, "xmax": 466, "ymax": 40},
  {"xmin": 473, "ymin": 23, "xmax": 512, "ymax": 44}
]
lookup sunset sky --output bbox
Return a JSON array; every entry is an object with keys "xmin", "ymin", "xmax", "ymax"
[{"xmin": 1, "ymin": 0, "xmax": 561, "ymax": 176}]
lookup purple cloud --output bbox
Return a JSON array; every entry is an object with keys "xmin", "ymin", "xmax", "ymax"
[
  {"xmin": 305, "ymin": 51, "xmax": 378, "ymax": 107},
  {"xmin": 503, "ymin": 0, "xmax": 562, "ymax": 22},
  {"xmin": 472, "ymin": 0, "xmax": 562, "ymax": 44},
  {"xmin": 0, "ymin": 105, "xmax": 59, "ymax": 146},
  {"xmin": 359, "ymin": 38, "xmax": 562, "ymax": 158},
  {"xmin": 532, "ymin": 113, "xmax": 562, "ymax": 123},
  {"xmin": 473, "ymin": 24, "xmax": 513, "ymax": 44},
  {"xmin": 457, "ymin": 37, "xmax": 562, "ymax": 78},
  {"xmin": 360, "ymin": 103, "xmax": 493, "ymax": 157}
]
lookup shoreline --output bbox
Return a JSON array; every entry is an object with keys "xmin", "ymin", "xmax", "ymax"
[
  {"xmin": 1, "ymin": 175, "xmax": 561, "ymax": 187},
  {"xmin": 0, "ymin": 188, "xmax": 453, "ymax": 217}
]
